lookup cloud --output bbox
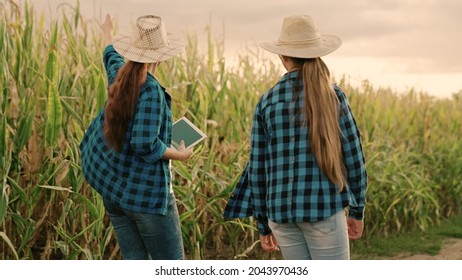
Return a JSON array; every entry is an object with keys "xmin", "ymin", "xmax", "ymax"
[
  {"xmin": 35, "ymin": 0, "xmax": 462, "ymax": 73},
  {"xmin": 313, "ymin": 0, "xmax": 462, "ymax": 73}
]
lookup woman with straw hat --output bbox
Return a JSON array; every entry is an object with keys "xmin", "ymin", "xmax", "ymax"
[
  {"xmin": 80, "ymin": 14, "xmax": 192, "ymax": 259},
  {"xmin": 225, "ymin": 15, "xmax": 367, "ymax": 260}
]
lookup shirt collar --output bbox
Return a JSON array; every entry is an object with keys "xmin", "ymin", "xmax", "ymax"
[{"xmin": 280, "ymin": 70, "xmax": 299, "ymax": 82}]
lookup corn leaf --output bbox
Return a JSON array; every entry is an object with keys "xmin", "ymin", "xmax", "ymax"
[
  {"xmin": 44, "ymin": 49, "xmax": 62, "ymax": 147},
  {"xmin": 15, "ymin": 97, "xmax": 35, "ymax": 152},
  {"xmin": 0, "ymin": 115, "xmax": 6, "ymax": 159},
  {"xmin": 0, "ymin": 183, "xmax": 8, "ymax": 224},
  {"xmin": 0, "ymin": 232, "xmax": 19, "ymax": 259},
  {"xmin": 96, "ymin": 75, "xmax": 107, "ymax": 112}
]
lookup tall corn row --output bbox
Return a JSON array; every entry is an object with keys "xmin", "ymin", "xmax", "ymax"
[
  {"xmin": 341, "ymin": 80, "xmax": 462, "ymax": 237},
  {"xmin": 0, "ymin": 0, "xmax": 115, "ymax": 259}
]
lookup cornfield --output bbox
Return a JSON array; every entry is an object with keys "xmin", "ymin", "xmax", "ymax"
[{"xmin": 1, "ymin": 1, "xmax": 461, "ymax": 260}]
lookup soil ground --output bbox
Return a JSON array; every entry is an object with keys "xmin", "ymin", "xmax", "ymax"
[{"xmin": 393, "ymin": 238, "xmax": 462, "ymax": 260}]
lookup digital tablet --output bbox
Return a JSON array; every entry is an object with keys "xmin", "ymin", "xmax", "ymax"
[{"xmin": 171, "ymin": 117, "xmax": 207, "ymax": 149}]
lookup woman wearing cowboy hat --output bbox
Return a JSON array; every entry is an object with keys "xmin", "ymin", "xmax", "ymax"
[
  {"xmin": 80, "ymin": 14, "xmax": 192, "ymax": 260},
  {"xmin": 226, "ymin": 15, "xmax": 368, "ymax": 260}
]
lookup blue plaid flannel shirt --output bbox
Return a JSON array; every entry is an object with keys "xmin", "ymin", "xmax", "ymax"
[
  {"xmin": 224, "ymin": 71, "xmax": 367, "ymax": 235},
  {"xmin": 79, "ymin": 45, "xmax": 173, "ymax": 215}
]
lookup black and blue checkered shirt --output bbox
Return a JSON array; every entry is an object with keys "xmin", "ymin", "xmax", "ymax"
[
  {"xmin": 225, "ymin": 71, "xmax": 367, "ymax": 234},
  {"xmin": 79, "ymin": 45, "xmax": 173, "ymax": 215}
]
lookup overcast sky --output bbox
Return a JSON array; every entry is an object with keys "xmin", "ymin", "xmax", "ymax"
[{"xmin": 33, "ymin": 0, "xmax": 462, "ymax": 97}]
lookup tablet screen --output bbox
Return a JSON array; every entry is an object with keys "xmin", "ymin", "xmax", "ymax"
[{"xmin": 171, "ymin": 117, "xmax": 207, "ymax": 149}]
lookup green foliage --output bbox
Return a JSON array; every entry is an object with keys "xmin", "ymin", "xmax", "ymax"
[
  {"xmin": 0, "ymin": 0, "xmax": 461, "ymax": 260},
  {"xmin": 351, "ymin": 214, "xmax": 462, "ymax": 259}
]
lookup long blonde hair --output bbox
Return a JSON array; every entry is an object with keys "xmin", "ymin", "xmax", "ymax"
[{"xmin": 292, "ymin": 57, "xmax": 347, "ymax": 191}]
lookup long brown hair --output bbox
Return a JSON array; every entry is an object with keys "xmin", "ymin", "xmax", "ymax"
[
  {"xmin": 104, "ymin": 61, "xmax": 147, "ymax": 152},
  {"xmin": 293, "ymin": 57, "xmax": 347, "ymax": 191}
]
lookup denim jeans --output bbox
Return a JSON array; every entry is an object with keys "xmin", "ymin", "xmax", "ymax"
[
  {"xmin": 103, "ymin": 192, "xmax": 184, "ymax": 260},
  {"xmin": 268, "ymin": 210, "xmax": 349, "ymax": 260}
]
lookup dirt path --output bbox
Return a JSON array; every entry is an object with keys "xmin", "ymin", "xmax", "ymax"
[{"xmin": 393, "ymin": 238, "xmax": 462, "ymax": 260}]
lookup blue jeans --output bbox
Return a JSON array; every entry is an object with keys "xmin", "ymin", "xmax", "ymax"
[
  {"xmin": 268, "ymin": 210, "xmax": 349, "ymax": 260},
  {"xmin": 103, "ymin": 193, "xmax": 184, "ymax": 260}
]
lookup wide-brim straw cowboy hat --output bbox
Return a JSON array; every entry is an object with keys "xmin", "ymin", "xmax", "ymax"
[
  {"xmin": 260, "ymin": 15, "xmax": 341, "ymax": 59},
  {"xmin": 113, "ymin": 15, "xmax": 184, "ymax": 63}
]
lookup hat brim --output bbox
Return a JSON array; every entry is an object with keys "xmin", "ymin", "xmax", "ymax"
[
  {"xmin": 113, "ymin": 33, "xmax": 185, "ymax": 63},
  {"xmin": 259, "ymin": 35, "xmax": 341, "ymax": 59}
]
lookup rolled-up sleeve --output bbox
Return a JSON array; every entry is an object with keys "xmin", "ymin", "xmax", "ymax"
[
  {"xmin": 337, "ymin": 88, "xmax": 368, "ymax": 220},
  {"xmin": 103, "ymin": 45, "xmax": 125, "ymax": 86},
  {"xmin": 130, "ymin": 89, "xmax": 167, "ymax": 163}
]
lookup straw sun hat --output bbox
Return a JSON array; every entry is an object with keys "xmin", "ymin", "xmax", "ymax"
[
  {"xmin": 113, "ymin": 15, "xmax": 184, "ymax": 63},
  {"xmin": 260, "ymin": 15, "xmax": 341, "ymax": 58}
]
